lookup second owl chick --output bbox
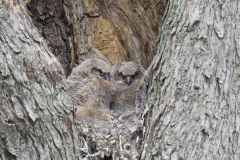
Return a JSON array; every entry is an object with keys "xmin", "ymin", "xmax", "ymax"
[{"xmin": 111, "ymin": 62, "xmax": 145, "ymax": 111}]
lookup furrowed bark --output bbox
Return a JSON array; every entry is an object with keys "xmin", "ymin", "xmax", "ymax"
[
  {"xmin": 0, "ymin": 1, "xmax": 81, "ymax": 159},
  {"xmin": 2, "ymin": 0, "xmax": 239, "ymax": 159},
  {"xmin": 142, "ymin": 0, "xmax": 240, "ymax": 159}
]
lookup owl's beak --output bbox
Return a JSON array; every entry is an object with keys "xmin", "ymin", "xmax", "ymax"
[{"xmin": 124, "ymin": 76, "xmax": 133, "ymax": 86}]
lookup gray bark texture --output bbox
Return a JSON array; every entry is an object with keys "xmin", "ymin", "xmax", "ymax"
[
  {"xmin": 142, "ymin": 0, "xmax": 240, "ymax": 159},
  {"xmin": 1, "ymin": 0, "xmax": 239, "ymax": 160},
  {"xmin": 0, "ymin": 1, "xmax": 81, "ymax": 159}
]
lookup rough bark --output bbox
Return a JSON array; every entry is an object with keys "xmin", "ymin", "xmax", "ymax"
[
  {"xmin": 0, "ymin": 1, "xmax": 81, "ymax": 159},
  {"xmin": 77, "ymin": 0, "xmax": 165, "ymax": 67},
  {"xmin": 26, "ymin": 0, "xmax": 73, "ymax": 76},
  {"xmin": 27, "ymin": 0, "xmax": 165, "ymax": 72},
  {"xmin": 142, "ymin": 0, "xmax": 240, "ymax": 159},
  {"xmin": 3, "ymin": 0, "xmax": 238, "ymax": 160}
]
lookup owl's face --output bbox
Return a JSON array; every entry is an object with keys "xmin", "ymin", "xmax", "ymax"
[
  {"xmin": 114, "ymin": 62, "xmax": 143, "ymax": 86},
  {"xmin": 112, "ymin": 62, "xmax": 145, "ymax": 110},
  {"xmin": 116, "ymin": 71, "xmax": 142, "ymax": 86}
]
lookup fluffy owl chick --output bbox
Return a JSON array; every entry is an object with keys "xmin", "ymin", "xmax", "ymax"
[
  {"xmin": 112, "ymin": 62, "xmax": 145, "ymax": 111},
  {"xmin": 66, "ymin": 58, "xmax": 114, "ymax": 120}
]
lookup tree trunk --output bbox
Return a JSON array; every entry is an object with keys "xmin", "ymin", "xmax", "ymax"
[
  {"xmin": 142, "ymin": 0, "xmax": 240, "ymax": 159},
  {"xmin": 0, "ymin": 1, "xmax": 82, "ymax": 159},
  {"xmin": 2, "ymin": 0, "xmax": 239, "ymax": 160}
]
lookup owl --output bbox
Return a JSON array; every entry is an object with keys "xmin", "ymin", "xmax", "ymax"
[
  {"xmin": 66, "ymin": 58, "xmax": 114, "ymax": 120},
  {"xmin": 67, "ymin": 60, "xmax": 146, "ymax": 159},
  {"xmin": 111, "ymin": 62, "xmax": 145, "ymax": 111}
]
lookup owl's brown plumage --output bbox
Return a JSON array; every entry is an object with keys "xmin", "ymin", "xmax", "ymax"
[
  {"xmin": 66, "ymin": 58, "xmax": 114, "ymax": 120},
  {"xmin": 66, "ymin": 59, "xmax": 146, "ymax": 159},
  {"xmin": 111, "ymin": 62, "xmax": 145, "ymax": 111}
]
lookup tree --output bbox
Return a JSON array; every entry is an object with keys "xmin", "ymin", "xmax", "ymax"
[
  {"xmin": 0, "ymin": 1, "xmax": 81, "ymax": 159},
  {"xmin": 142, "ymin": 0, "xmax": 240, "ymax": 159},
  {"xmin": 1, "ymin": 0, "xmax": 239, "ymax": 159}
]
